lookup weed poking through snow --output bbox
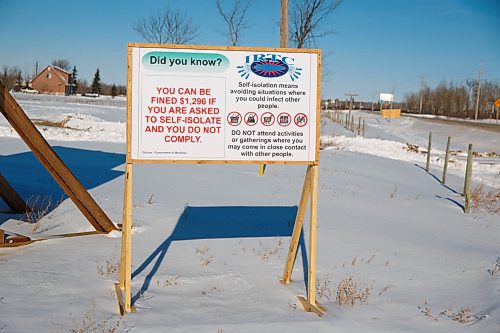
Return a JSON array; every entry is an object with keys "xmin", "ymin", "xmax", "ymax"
[
  {"xmin": 315, "ymin": 273, "xmax": 334, "ymax": 302},
  {"xmin": 196, "ymin": 245, "xmax": 213, "ymax": 267},
  {"xmin": 488, "ymin": 257, "xmax": 500, "ymax": 276},
  {"xmin": 335, "ymin": 276, "xmax": 371, "ymax": 306},
  {"xmin": 51, "ymin": 301, "xmax": 123, "ymax": 333},
  {"xmin": 156, "ymin": 275, "xmax": 179, "ymax": 287},
  {"xmin": 470, "ymin": 185, "xmax": 500, "ymax": 214},
  {"xmin": 24, "ymin": 195, "xmax": 63, "ymax": 233},
  {"xmin": 96, "ymin": 249, "xmax": 120, "ymax": 279}
]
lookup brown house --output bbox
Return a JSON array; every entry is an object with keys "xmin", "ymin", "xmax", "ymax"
[{"xmin": 31, "ymin": 65, "xmax": 75, "ymax": 95}]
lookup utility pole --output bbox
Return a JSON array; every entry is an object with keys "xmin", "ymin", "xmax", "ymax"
[
  {"xmin": 419, "ymin": 75, "xmax": 425, "ymax": 114},
  {"xmin": 280, "ymin": 0, "xmax": 288, "ymax": 48},
  {"xmin": 262, "ymin": 0, "xmax": 288, "ymax": 177},
  {"xmin": 474, "ymin": 61, "xmax": 482, "ymax": 120},
  {"xmin": 389, "ymin": 88, "xmax": 395, "ymax": 110}
]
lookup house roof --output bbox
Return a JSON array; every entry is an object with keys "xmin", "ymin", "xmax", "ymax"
[{"xmin": 31, "ymin": 65, "xmax": 71, "ymax": 85}]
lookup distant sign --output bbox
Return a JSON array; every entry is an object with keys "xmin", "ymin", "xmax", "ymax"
[
  {"xmin": 128, "ymin": 44, "xmax": 320, "ymax": 164},
  {"xmin": 495, "ymin": 99, "xmax": 500, "ymax": 108},
  {"xmin": 379, "ymin": 93, "xmax": 394, "ymax": 102}
]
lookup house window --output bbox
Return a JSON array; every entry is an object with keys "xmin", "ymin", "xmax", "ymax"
[{"xmin": 47, "ymin": 73, "xmax": 52, "ymax": 79}]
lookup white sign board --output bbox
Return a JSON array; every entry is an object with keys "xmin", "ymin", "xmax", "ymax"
[
  {"xmin": 379, "ymin": 93, "xmax": 394, "ymax": 102},
  {"xmin": 128, "ymin": 44, "xmax": 320, "ymax": 164}
]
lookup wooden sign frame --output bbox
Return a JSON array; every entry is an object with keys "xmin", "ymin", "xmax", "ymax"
[
  {"xmin": 126, "ymin": 43, "xmax": 320, "ymax": 165},
  {"xmin": 118, "ymin": 43, "xmax": 323, "ymax": 316}
]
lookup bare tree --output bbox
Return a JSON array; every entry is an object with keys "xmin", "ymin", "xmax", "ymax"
[
  {"xmin": 403, "ymin": 79, "xmax": 499, "ymax": 119},
  {"xmin": 0, "ymin": 65, "xmax": 22, "ymax": 90},
  {"xmin": 215, "ymin": 0, "xmax": 251, "ymax": 46},
  {"xmin": 51, "ymin": 59, "xmax": 71, "ymax": 71},
  {"xmin": 134, "ymin": 7, "xmax": 198, "ymax": 44},
  {"xmin": 290, "ymin": 0, "xmax": 342, "ymax": 48}
]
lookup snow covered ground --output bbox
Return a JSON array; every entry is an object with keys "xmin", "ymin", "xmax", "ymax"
[{"xmin": 0, "ymin": 94, "xmax": 499, "ymax": 332}]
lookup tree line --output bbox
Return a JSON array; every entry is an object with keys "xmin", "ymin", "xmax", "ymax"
[
  {"xmin": 1, "ymin": 61, "xmax": 126, "ymax": 97},
  {"xmin": 3, "ymin": 0, "xmax": 341, "ymax": 97},
  {"xmin": 403, "ymin": 79, "xmax": 500, "ymax": 119}
]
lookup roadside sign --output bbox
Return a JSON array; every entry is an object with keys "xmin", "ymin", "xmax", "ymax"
[{"xmin": 128, "ymin": 44, "xmax": 320, "ymax": 164}]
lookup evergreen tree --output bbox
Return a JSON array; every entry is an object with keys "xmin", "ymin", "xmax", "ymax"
[
  {"xmin": 91, "ymin": 68, "xmax": 101, "ymax": 95},
  {"xmin": 111, "ymin": 84, "xmax": 117, "ymax": 98},
  {"xmin": 71, "ymin": 66, "xmax": 78, "ymax": 94}
]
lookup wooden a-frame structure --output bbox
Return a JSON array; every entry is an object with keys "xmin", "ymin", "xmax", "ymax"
[
  {"xmin": 0, "ymin": 82, "xmax": 116, "ymax": 233},
  {"xmin": 117, "ymin": 43, "xmax": 324, "ymax": 317}
]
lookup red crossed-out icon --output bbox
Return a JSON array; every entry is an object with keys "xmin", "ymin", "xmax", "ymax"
[
  {"xmin": 294, "ymin": 113, "xmax": 308, "ymax": 127},
  {"xmin": 227, "ymin": 111, "xmax": 242, "ymax": 126},
  {"xmin": 244, "ymin": 112, "xmax": 258, "ymax": 126},
  {"xmin": 277, "ymin": 112, "xmax": 291, "ymax": 127},
  {"xmin": 261, "ymin": 112, "xmax": 275, "ymax": 126}
]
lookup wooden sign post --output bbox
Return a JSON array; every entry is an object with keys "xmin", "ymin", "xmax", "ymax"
[{"xmin": 119, "ymin": 43, "xmax": 322, "ymax": 316}]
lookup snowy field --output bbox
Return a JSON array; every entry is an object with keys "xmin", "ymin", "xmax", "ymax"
[{"xmin": 0, "ymin": 93, "xmax": 499, "ymax": 332}]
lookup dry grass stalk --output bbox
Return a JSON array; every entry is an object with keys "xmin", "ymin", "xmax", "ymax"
[
  {"xmin": 260, "ymin": 237, "xmax": 284, "ymax": 261},
  {"xmin": 335, "ymin": 276, "xmax": 370, "ymax": 306},
  {"xmin": 403, "ymin": 143, "xmax": 422, "ymax": 154},
  {"xmin": 315, "ymin": 273, "xmax": 334, "ymax": 302},
  {"xmin": 418, "ymin": 301, "xmax": 437, "ymax": 320},
  {"xmin": 488, "ymin": 257, "xmax": 500, "ymax": 276},
  {"xmin": 25, "ymin": 195, "xmax": 63, "ymax": 232},
  {"xmin": 201, "ymin": 286, "xmax": 221, "ymax": 295},
  {"xmin": 96, "ymin": 250, "xmax": 120, "ymax": 279},
  {"xmin": 69, "ymin": 304, "xmax": 121, "ymax": 333},
  {"xmin": 156, "ymin": 275, "xmax": 179, "ymax": 287},
  {"xmin": 470, "ymin": 185, "xmax": 500, "ymax": 214},
  {"xmin": 196, "ymin": 245, "xmax": 213, "ymax": 267},
  {"xmin": 440, "ymin": 307, "xmax": 476, "ymax": 324},
  {"xmin": 146, "ymin": 194, "xmax": 155, "ymax": 205},
  {"xmin": 50, "ymin": 301, "xmax": 122, "ymax": 333},
  {"xmin": 390, "ymin": 185, "xmax": 398, "ymax": 198}
]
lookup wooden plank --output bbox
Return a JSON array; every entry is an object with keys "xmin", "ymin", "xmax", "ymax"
[
  {"xmin": 122, "ymin": 163, "xmax": 133, "ymax": 312},
  {"xmin": 297, "ymin": 296, "xmax": 324, "ymax": 317},
  {"xmin": 129, "ymin": 159, "xmax": 315, "ymax": 165},
  {"xmin": 114, "ymin": 283, "xmax": 135, "ymax": 315},
  {"xmin": 119, "ymin": 163, "xmax": 131, "ymax": 289},
  {"xmin": 0, "ymin": 230, "xmax": 104, "ymax": 248},
  {"xmin": 0, "ymin": 240, "xmax": 39, "ymax": 248},
  {"xmin": 0, "ymin": 82, "xmax": 116, "ymax": 232},
  {"xmin": 281, "ymin": 165, "xmax": 312, "ymax": 284},
  {"xmin": 0, "ymin": 172, "xmax": 27, "ymax": 213},
  {"xmin": 463, "ymin": 144, "xmax": 473, "ymax": 213},
  {"xmin": 315, "ymin": 51, "xmax": 322, "ymax": 163},
  {"xmin": 442, "ymin": 136, "xmax": 451, "ymax": 184},
  {"xmin": 128, "ymin": 43, "xmax": 321, "ymax": 55},
  {"xmin": 426, "ymin": 132, "xmax": 432, "ymax": 172},
  {"xmin": 126, "ymin": 46, "xmax": 133, "ymax": 162},
  {"xmin": 51, "ymin": 230, "xmax": 105, "ymax": 238},
  {"xmin": 114, "ymin": 283, "xmax": 126, "ymax": 316},
  {"xmin": 307, "ymin": 165, "xmax": 318, "ymax": 304}
]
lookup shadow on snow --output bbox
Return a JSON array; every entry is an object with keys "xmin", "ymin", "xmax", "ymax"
[
  {"xmin": 132, "ymin": 205, "xmax": 309, "ymax": 304},
  {"xmin": 0, "ymin": 146, "xmax": 124, "ymax": 225}
]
